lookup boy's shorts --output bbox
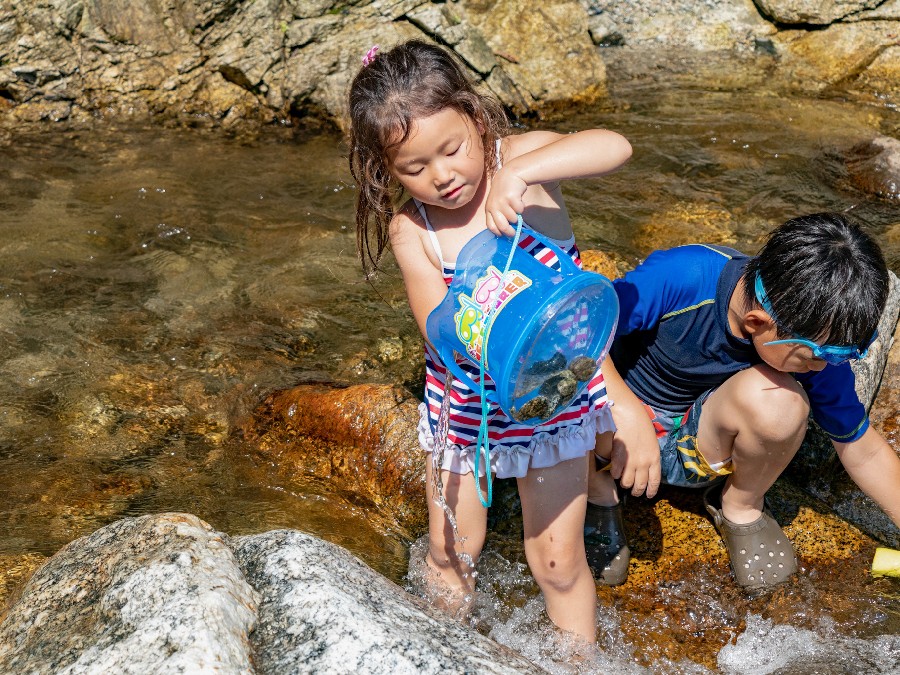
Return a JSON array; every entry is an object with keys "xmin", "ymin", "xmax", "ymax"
[{"xmin": 646, "ymin": 389, "xmax": 732, "ymax": 488}]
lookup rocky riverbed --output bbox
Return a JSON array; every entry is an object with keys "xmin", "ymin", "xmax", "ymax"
[{"xmin": 1, "ymin": 1, "xmax": 899, "ymax": 672}]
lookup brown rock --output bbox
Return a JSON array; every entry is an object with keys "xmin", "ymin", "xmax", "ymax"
[
  {"xmin": 598, "ymin": 480, "xmax": 879, "ymax": 670},
  {"xmin": 238, "ymin": 384, "xmax": 427, "ymax": 535},
  {"xmin": 579, "ymin": 249, "xmax": 621, "ymax": 280},
  {"xmin": 777, "ymin": 22, "xmax": 900, "ymax": 94},
  {"xmin": 754, "ymin": 0, "xmax": 882, "ymax": 25},
  {"xmin": 461, "ymin": 0, "xmax": 607, "ymax": 114},
  {"xmin": 844, "ymin": 135, "xmax": 900, "ymax": 202},
  {"xmin": 853, "ymin": 45, "xmax": 900, "ymax": 101},
  {"xmin": 633, "ymin": 202, "xmax": 736, "ymax": 256}
]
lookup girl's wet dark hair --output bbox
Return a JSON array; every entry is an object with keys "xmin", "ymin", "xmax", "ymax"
[
  {"xmin": 743, "ymin": 212, "xmax": 888, "ymax": 347},
  {"xmin": 347, "ymin": 39, "xmax": 509, "ymax": 276}
]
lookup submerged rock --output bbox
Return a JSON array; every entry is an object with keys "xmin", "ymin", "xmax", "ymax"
[
  {"xmin": 632, "ymin": 202, "xmax": 737, "ymax": 256},
  {"xmin": 844, "ymin": 135, "xmax": 900, "ymax": 202},
  {"xmin": 238, "ymin": 383, "xmax": 427, "ymax": 535}
]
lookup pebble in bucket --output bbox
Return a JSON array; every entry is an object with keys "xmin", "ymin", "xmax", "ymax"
[{"xmin": 426, "ymin": 215, "xmax": 619, "ymax": 507}]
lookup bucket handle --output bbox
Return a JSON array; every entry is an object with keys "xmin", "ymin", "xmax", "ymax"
[
  {"xmin": 437, "ymin": 345, "xmax": 498, "ymax": 404},
  {"xmin": 519, "ymin": 221, "xmax": 582, "ymax": 276}
]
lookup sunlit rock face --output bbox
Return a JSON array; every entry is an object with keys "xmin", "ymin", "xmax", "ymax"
[
  {"xmin": 232, "ymin": 529, "xmax": 547, "ymax": 675},
  {"xmin": 2, "ymin": 0, "xmax": 900, "ymax": 128},
  {"xmin": 0, "ymin": 0, "xmax": 606, "ymax": 128},
  {"xmin": 0, "ymin": 513, "xmax": 258, "ymax": 674},
  {"xmin": 753, "ymin": 0, "xmax": 885, "ymax": 24}
]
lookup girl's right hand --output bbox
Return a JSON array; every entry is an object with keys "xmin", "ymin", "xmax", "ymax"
[{"xmin": 485, "ymin": 167, "xmax": 527, "ymax": 237}]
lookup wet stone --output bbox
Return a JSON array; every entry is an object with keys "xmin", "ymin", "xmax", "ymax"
[
  {"xmin": 511, "ymin": 395, "xmax": 552, "ymax": 422},
  {"xmin": 0, "ymin": 513, "xmax": 258, "ymax": 674},
  {"xmin": 844, "ymin": 135, "xmax": 900, "ymax": 201},
  {"xmin": 232, "ymin": 529, "xmax": 546, "ymax": 675},
  {"xmin": 568, "ymin": 355, "xmax": 598, "ymax": 382}
]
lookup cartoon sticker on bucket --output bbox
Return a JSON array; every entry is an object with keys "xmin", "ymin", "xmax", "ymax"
[{"xmin": 455, "ymin": 265, "xmax": 531, "ymax": 363}]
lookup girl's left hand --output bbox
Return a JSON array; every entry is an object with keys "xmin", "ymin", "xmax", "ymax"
[{"xmin": 485, "ymin": 168, "xmax": 527, "ymax": 237}]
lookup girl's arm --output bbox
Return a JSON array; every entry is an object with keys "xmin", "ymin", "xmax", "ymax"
[
  {"xmin": 389, "ymin": 210, "xmax": 449, "ymax": 340},
  {"xmin": 486, "ymin": 129, "xmax": 633, "ymax": 236}
]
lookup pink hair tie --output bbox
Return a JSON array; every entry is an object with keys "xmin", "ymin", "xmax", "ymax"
[{"xmin": 362, "ymin": 45, "xmax": 379, "ymax": 67}]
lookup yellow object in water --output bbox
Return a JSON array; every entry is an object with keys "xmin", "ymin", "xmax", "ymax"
[{"xmin": 871, "ymin": 547, "xmax": 900, "ymax": 578}]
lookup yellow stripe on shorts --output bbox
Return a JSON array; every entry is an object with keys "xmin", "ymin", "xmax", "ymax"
[{"xmin": 676, "ymin": 434, "xmax": 732, "ymax": 479}]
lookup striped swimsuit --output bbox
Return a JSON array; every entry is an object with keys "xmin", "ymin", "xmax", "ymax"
[{"xmin": 415, "ymin": 202, "xmax": 615, "ymax": 479}]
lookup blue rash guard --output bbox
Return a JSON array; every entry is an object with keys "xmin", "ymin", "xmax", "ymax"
[{"xmin": 610, "ymin": 244, "xmax": 869, "ymax": 443}]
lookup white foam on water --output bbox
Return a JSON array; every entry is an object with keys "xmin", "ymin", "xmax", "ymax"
[
  {"xmin": 717, "ymin": 614, "xmax": 900, "ymax": 674},
  {"xmin": 407, "ymin": 540, "xmax": 711, "ymax": 674}
]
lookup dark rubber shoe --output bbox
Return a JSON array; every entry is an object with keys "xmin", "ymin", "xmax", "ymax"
[
  {"xmin": 584, "ymin": 501, "xmax": 630, "ymax": 586},
  {"xmin": 704, "ymin": 483, "xmax": 797, "ymax": 590}
]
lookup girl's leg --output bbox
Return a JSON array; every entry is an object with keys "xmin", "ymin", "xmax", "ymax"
[
  {"xmin": 424, "ymin": 457, "xmax": 488, "ymax": 610},
  {"xmin": 518, "ymin": 454, "xmax": 597, "ymax": 642}
]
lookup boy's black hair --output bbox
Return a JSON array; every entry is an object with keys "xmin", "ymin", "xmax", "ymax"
[{"xmin": 743, "ymin": 212, "xmax": 889, "ymax": 347}]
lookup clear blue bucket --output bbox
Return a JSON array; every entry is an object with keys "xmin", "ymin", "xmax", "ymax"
[{"xmin": 425, "ymin": 225, "xmax": 619, "ymax": 425}]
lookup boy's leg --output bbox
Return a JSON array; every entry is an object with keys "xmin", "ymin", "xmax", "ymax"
[
  {"xmin": 685, "ymin": 364, "xmax": 806, "ymax": 589},
  {"xmin": 585, "ymin": 432, "xmax": 630, "ymax": 585},
  {"xmin": 588, "ymin": 430, "xmax": 618, "ymax": 505},
  {"xmin": 424, "ymin": 459, "xmax": 488, "ymax": 609},
  {"xmin": 696, "ymin": 364, "xmax": 810, "ymax": 524},
  {"xmin": 518, "ymin": 454, "xmax": 597, "ymax": 642}
]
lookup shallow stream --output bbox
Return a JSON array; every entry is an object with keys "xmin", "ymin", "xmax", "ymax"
[{"xmin": 1, "ymin": 79, "xmax": 899, "ymax": 672}]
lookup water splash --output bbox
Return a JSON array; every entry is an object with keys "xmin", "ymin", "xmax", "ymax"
[
  {"xmin": 718, "ymin": 614, "xmax": 900, "ymax": 674},
  {"xmin": 430, "ymin": 373, "xmax": 462, "ymax": 541}
]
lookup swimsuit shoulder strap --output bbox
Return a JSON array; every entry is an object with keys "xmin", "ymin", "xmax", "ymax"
[{"xmin": 412, "ymin": 198, "xmax": 447, "ymax": 268}]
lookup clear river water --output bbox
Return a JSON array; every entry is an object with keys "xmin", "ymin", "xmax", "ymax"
[{"xmin": 1, "ymin": 80, "xmax": 899, "ymax": 673}]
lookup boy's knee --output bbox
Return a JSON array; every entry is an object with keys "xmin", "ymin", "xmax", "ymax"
[
  {"xmin": 752, "ymin": 365, "xmax": 808, "ymax": 419},
  {"xmin": 730, "ymin": 364, "xmax": 809, "ymax": 439}
]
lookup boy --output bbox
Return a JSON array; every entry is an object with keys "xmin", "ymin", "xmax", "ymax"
[{"xmin": 586, "ymin": 212, "xmax": 900, "ymax": 589}]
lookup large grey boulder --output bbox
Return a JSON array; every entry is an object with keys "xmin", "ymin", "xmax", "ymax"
[
  {"xmin": 232, "ymin": 529, "xmax": 547, "ymax": 675},
  {"xmin": 752, "ymin": 0, "xmax": 886, "ymax": 24},
  {"xmin": 0, "ymin": 513, "xmax": 258, "ymax": 674},
  {"xmin": 790, "ymin": 271, "xmax": 900, "ymax": 548},
  {"xmin": 0, "ymin": 514, "xmax": 548, "ymax": 673}
]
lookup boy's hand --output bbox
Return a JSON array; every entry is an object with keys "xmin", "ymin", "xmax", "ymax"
[
  {"xmin": 600, "ymin": 356, "xmax": 662, "ymax": 497},
  {"xmin": 609, "ymin": 409, "xmax": 661, "ymax": 498},
  {"xmin": 485, "ymin": 168, "xmax": 526, "ymax": 237}
]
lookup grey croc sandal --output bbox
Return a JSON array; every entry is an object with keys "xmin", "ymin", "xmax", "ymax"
[
  {"xmin": 704, "ymin": 484, "xmax": 797, "ymax": 590},
  {"xmin": 584, "ymin": 500, "xmax": 630, "ymax": 586}
]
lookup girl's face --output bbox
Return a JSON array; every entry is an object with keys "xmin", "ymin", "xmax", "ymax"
[{"xmin": 387, "ymin": 108, "xmax": 485, "ymax": 209}]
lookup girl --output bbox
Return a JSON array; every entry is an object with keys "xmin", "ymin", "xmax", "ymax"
[{"xmin": 347, "ymin": 39, "xmax": 632, "ymax": 642}]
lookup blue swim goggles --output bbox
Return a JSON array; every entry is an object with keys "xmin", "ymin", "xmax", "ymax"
[{"xmin": 754, "ymin": 275, "xmax": 876, "ymax": 366}]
